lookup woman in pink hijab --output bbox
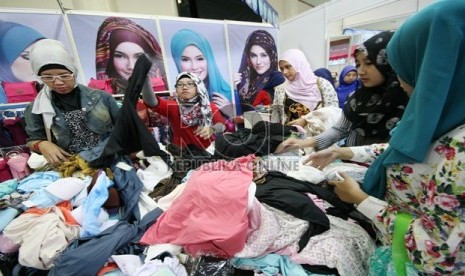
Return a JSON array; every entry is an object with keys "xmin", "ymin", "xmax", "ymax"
[{"xmin": 271, "ymin": 49, "xmax": 339, "ymax": 125}]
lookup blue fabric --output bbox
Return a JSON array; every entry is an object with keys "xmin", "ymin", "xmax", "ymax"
[
  {"xmin": 363, "ymin": 0, "xmax": 465, "ymax": 198},
  {"xmin": 0, "ymin": 178, "xmax": 18, "ymax": 198},
  {"xmin": 0, "ymin": 86, "xmax": 7, "ymax": 104},
  {"xmin": 232, "ymin": 254, "xmax": 310, "ymax": 276},
  {"xmin": 336, "ymin": 65, "xmax": 358, "ymax": 108},
  {"xmin": 314, "ymin": 68, "xmax": 335, "ymax": 88},
  {"xmin": 0, "ymin": 207, "xmax": 18, "ymax": 231},
  {"xmin": 16, "ymin": 171, "xmax": 60, "ymax": 193},
  {"xmin": 27, "ymin": 189, "xmax": 62, "ymax": 208},
  {"xmin": 170, "ymin": 29, "xmax": 232, "ymax": 101},
  {"xmin": 0, "ymin": 20, "xmax": 45, "ymax": 82},
  {"xmin": 80, "ymin": 170, "xmax": 113, "ymax": 238}
]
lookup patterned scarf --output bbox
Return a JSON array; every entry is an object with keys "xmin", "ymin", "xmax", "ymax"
[
  {"xmin": 95, "ymin": 17, "xmax": 165, "ymax": 93},
  {"xmin": 343, "ymin": 31, "xmax": 409, "ymax": 140},
  {"xmin": 237, "ymin": 30, "xmax": 278, "ymax": 104},
  {"xmin": 176, "ymin": 72, "xmax": 213, "ymax": 127}
]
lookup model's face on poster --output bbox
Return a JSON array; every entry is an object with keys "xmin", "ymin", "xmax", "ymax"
[
  {"xmin": 11, "ymin": 43, "xmax": 36, "ymax": 82},
  {"xmin": 249, "ymin": 45, "xmax": 270, "ymax": 75},
  {"xmin": 180, "ymin": 45, "xmax": 208, "ymax": 81},
  {"xmin": 113, "ymin": 42, "xmax": 145, "ymax": 80}
]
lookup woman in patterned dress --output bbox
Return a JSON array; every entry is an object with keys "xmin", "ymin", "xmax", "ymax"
[{"xmin": 306, "ymin": 1, "xmax": 465, "ymax": 274}]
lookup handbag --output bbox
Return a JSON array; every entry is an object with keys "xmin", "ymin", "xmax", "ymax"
[
  {"xmin": 88, "ymin": 78, "xmax": 115, "ymax": 94},
  {"xmin": 1, "ymin": 81, "xmax": 38, "ymax": 103},
  {"xmin": 315, "ymin": 77, "xmax": 324, "ymax": 110}
]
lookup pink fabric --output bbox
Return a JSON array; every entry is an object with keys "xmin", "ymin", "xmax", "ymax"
[
  {"xmin": 140, "ymin": 155, "xmax": 254, "ymax": 258},
  {"xmin": 7, "ymin": 153, "xmax": 30, "ymax": 180},
  {"xmin": 280, "ymin": 49, "xmax": 321, "ymax": 110}
]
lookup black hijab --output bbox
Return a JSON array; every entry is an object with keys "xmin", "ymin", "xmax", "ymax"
[{"xmin": 343, "ymin": 31, "xmax": 409, "ymax": 141}]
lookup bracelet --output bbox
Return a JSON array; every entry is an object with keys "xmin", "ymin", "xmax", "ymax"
[{"xmin": 32, "ymin": 140, "xmax": 45, "ymax": 152}]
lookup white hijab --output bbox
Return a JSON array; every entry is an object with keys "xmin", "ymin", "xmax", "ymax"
[{"xmin": 29, "ymin": 39, "xmax": 78, "ymax": 136}]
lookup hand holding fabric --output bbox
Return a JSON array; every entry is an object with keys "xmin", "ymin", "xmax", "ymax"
[
  {"xmin": 38, "ymin": 141, "xmax": 72, "ymax": 165},
  {"xmin": 194, "ymin": 126, "xmax": 214, "ymax": 140},
  {"xmin": 303, "ymin": 148, "xmax": 338, "ymax": 169},
  {"xmin": 327, "ymin": 172, "xmax": 368, "ymax": 204},
  {"xmin": 212, "ymin": 93, "xmax": 234, "ymax": 118}
]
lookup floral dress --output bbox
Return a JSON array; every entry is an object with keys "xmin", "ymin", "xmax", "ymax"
[{"xmin": 356, "ymin": 124, "xmax": 465, "ymax": 274}]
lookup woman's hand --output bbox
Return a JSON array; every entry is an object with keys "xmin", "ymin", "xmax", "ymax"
[
  {"xmin": 38, "ymin": 141, "xmax": 72, "ymax": 165},
  {"xmin": 328, "ymin": 172, "xmax": 368, "ymax": 204},
  {"xmin": 303, "ymin": 148, "xmax": 339, "ymax": 170},
  {"xmin": 194, "ymin": 126, "xmax": 214, "ymax": 140},
  {"xmin": 287, "ymin": 117, "xmax": 307, "ymax": 127},
  {"xmin": 212, "ymin": 93, "xmax": 234, "ymax": 118},
  {"xmin": 233, "ymin": 73, "xmax": 242, "ymax": 89},
  {"xmin": 274, "ymin": 138, "xmax": 305, "ymax": 154}
]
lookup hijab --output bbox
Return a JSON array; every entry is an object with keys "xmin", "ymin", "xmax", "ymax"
[
  {"xmin": 363, "ymin": 0, "xmax": 465, "ymax": 198},
  {"xmin": 29, "ymin": 39, "xmax": 79, "ymax": 131},
  {"xmin": 314, "ymin": 67, "xmax": 335, "ymax": 89},
  {"xmin": 176, "ymin": 72, "xmax": 213, "ymax": 127},
  {"xmin": 237, "ymin": 30, "xmax": 279, "ymax": 104},
  {"xmin": 95, "ymin": 17, "xmax": 165, "ymax": 92},
  {"xmin": 0, "ymin": 20, "xmax": 45, "ymax": 82},
  {"xmin": 280, "ymin": 49, "xmax": 321, "ymax": 110},
  {"xmin": 343, "ymin": 31, "xmax": 409, "ymax": 141},
  {"xmin": 336, "ymin": 65, "xmax": 358, "ymax": 107},
  {"xmin": 171, "ymin": 29, "xmax": 232, "ymax": 101}
]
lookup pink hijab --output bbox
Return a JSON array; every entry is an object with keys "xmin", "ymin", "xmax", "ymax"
[{"xmin": 280, "ymin": 49, "xmax": 321, "ymax": 110}]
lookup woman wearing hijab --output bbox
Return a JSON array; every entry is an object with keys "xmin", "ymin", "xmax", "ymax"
[
  {"xmin": 0, "ymin": 20, "xmax": 45, "ymax": 103},
  {"xmin": 275, "ymin": 31, "xmax": 409, "ymax": 153},
  {"xmin": 95, "ymin": 17, "xmax": 166, "ymax": 94},
  {"xmin": 142, "ymin": 72, "xmax": 225, "ymax": 149},
  {"xmin": 308, "ymin": 1, "xmax": 465, "ymax": 274},
  {"xmin": 313, "ymin": 67, "xmax": 336, "ymax": 89},
  {"xmin": 171, "ymin": 29, "xmax": 233, "ymax": 118},
  {"xmin": 335, "ymin": 65, "xmax": 358, "ymax": 108},
  {"xmin": 234, "ymin": 29, "xmax": 285, "ymax": 114},
  {"xmin": 24, "ymin": 39, "xmax": 120, "ymax": 165},
  {"xmin": 271, "ymin": 49, "xmax": 339, "ymax": 125}
]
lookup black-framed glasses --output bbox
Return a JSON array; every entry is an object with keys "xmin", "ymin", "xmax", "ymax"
[
  {"xmin": 39, "ymin": 73, "xmax": 74, "ymax": 83},
  {"xmin": 175, "ymin": 82, "xmax": 196, "ymax": 88}
]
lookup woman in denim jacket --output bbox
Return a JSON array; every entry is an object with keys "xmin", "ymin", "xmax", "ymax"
[{"xmin": 25, "ymin": 39, "xmax": 120, "ymax": 165}]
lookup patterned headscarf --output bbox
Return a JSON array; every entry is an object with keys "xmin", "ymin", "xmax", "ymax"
[
  {"xmin": 176, "ymin": 72, "xmax": 213, "ymax": 127},
  {"xmin": 363, "ymin": 0, "xmax": 465, "ymax": 198},
  {"xmin": 237, "ymin": 30, "xmax": 278, "ymax": 104},
  {"xmin": 280, "ymin": 49, "xmax": 321, "ymax": 110},
  {"xmin": 171, "ymin": 29, "xmax": 232, "ymax": 101},
  {"xmin": 95, "ymin": 17, "xmax": 165, "ymax": 92},
  {"xmin": 343, "ymin": 31, "xmax": 409, "ymax": 141}
]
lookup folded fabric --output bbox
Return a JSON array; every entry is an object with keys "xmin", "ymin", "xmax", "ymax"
[{"xmin": 27, "ymin": 152, "xmax": 48, "ymax": 169}]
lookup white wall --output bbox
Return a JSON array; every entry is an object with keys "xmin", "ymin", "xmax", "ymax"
[
  {"xmin": 0, "ymin": 0, "xmax": 178, "ymax": 16},
  {"xmin": 279, "ymin": 0, "xmax": 393, "ymax": 69},
  {"xmin": 279, "ymin": 0, "xmax": 437, "ymax": 70}
]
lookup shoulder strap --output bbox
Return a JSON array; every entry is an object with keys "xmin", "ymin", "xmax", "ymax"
[{"xmin": 315, "ymin": 77, "xmax": 324, "ymax": 109}]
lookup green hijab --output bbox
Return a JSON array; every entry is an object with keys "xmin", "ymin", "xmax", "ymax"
[{"xmin": 362, "ymin": 0, "xmax": 465, "ymax": 198}]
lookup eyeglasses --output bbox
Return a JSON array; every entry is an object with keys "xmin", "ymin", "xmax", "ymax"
[
  {"xmin": 175, "ymin": 82, "xmax": 196, "ymax": 88},
  {"xmin": 39, "ymin": 73, "xmax": 74, "ymax": 83}
]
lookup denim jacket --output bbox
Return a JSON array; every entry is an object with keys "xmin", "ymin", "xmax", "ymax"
[{"xmin": 25, "ymin": 85, "xmax": 120, "ymax": 151}]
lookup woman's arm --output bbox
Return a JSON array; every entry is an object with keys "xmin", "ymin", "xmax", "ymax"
[{"xmin": 141, "ymin": 79, "xmax": 158, "ymax": 107}]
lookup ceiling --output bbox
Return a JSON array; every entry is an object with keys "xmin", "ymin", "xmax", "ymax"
[{"xmin": 298, "ymin": 0, "xmax": 331, "ymax": 8}]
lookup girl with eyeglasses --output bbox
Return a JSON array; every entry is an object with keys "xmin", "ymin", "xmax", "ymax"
[
  {"xmin": 142, "ymin": 72, "xmax": 225, "ymax": 149},
  {"xmin": 24, "ymin": 39, "xmax": 120, "ymax": 165}
]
